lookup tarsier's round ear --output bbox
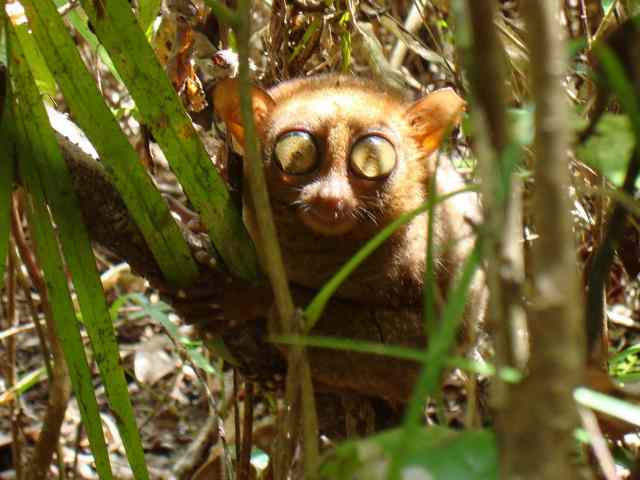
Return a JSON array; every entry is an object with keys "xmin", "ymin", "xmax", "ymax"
[
  {"xmin": 213, "ymin": 78, "xmax": 275, "ymax": 152},
  {"xmin": 405, "ymin": 88, "xmax": 466, "ymax": 157}
]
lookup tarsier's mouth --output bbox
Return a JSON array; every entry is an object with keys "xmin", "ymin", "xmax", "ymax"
[{"xmin": 298, "ymin": 208, "xmax": 357, "ymax": 236}]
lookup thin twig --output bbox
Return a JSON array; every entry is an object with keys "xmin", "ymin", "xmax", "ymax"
[
  {"xmin": 237, "ymin": 381, "xmax": 254, "ymax": 480},
  {"xmin": 0, "ymin": 322, "xmax": 35, "ymax": 340},
  {"xmin": 159, "ymin": 321, "xmax": 233, "ymax": 478},
  {"xmin": 235, "ymin": 3, "xmax": 293, "ymax": 333},
  {"xmin": 462, "ymin": 1, "xmax": 530, "ymax": 468},
  {"xmin": 4, "ymin": 227, "xmax": 22, "ymax": 480},
  {"xmin": 233, "ymin": 0, "xmax": 319, "ymax": 476},
  {"xmin": 578, "ymin": 0, "xmax": 592, "ymax": 48},
  {"xmin": 13, "ymin": 195, "xmax": 72, "ymax": 480},
  {"xmin": 233, "ymin": 369, "xmax": 242, "ymax": 474},
  {"xmin": 577, "ymin": 406, "xmax": 619, "ymax": 480},
  {"xmin": 173, "ymin": 416, "xmax": 218, "ymax": 479},
  {"xmin": 563, "ymin": 0, "xmax": 575, "ymax": 37},
  {"xmin": 591, "ymin": 0, "xmax": 620, "ymax": 45},
  {"xmin": 11, "ymin": 192, "xmax": 44, "ymax": 290},
  {"xmin": 13, "ymin": 248, "xmax": 52, "ymax": 378}
]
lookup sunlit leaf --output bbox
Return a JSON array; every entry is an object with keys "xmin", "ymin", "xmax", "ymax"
[
  {"xmin": 112, "ymin": 294, "xmax": 217, "ymax": 374},
  {"xmin": 137, "ymin": 0, "xmax": 162, "ymax": 34},
  {"xmin": 319, "ymin": 427, "xmax": 497, "ymax": 480},
  {"xmin": 575, "ymin": 387, "xmax": 640, "ymax": 427},
  {"xmin": 0, "ymin": 367, "xmax": 47, "ymax": 404},
  {"xmin": 576, "ymin": 114, "xmax": 635, "ymax": 186},
  {"xmin": 602, "ymin": 0, "xmax": 615, "ymax": 15},
  {"xmin": 52, "ymin": 0, "xmax": 124, "ymax": 82}
]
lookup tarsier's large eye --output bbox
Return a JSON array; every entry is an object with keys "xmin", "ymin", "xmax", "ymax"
[
  {"xmin": 273, "ymin": 131, "xmax": 318, "ymax": 174},
  {"xmin": 350, "ymin": 135, "xmax": 397, "ymax": 179}
]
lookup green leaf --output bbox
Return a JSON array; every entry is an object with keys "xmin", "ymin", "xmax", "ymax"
[
  {"xmin": 602, "ymin": 0, "xmax": 615, "ymax": 15},
  {"xmin": 13, "ymin": 24, "xmax": 57, "ymax": 98},
  {"xmin": 610, "ymin": 344, "xmax": 640, "ymax": 365},
  {"xmin": 593, "ymin": 43, "xmax": 640, "ymax": 159},
  {"xmin": 137, "ymin": 0, "xmax": 162, "ymax": 34},
  {"xmin": 52, "ymin": 0, "xmax": 124, "ymax": 83},
  {"xmin": 21, "ymin": 0, "xmax": 200, "ymax": 288},
  {"xmin": 0, "ymin": 74, "xmax": 14, "ymax": 291},
  {"xmin": 411, "ymin": 242, "xmax": 483, "ymax": 395},
  {"xmin": 613, "ymin": 372, "xmax": 640, "ymax": 383},
  {"xmin": 389, "ymin": 238, "xmax": 483, "ymax": 479},
  {"xmin": 8, "ymin": 23, "xmax": 114, "ymax": 478},
  {"xmin": 609, "ymin": 344, "xmax": 640, "ymax": 381},
  {"xmin": 0, "ymin": 367, "xmax": 47, "ymax": 401},
  {"xmin": 319, "ymin": 427, "xmax": 497, "ymax": 480},
  {"xmin": 112, "ymin": 293, "xmax": 217, "ymax": 374},
  {"xmin": 289, "ymin": 16, "xmax": 322, "ymax": 62},
  {"xmin": 78, "ymin": 0, "xmax": 261, "ymax": 281},
  {"xmin": 507, "ymin": 107, "xmax": 535, "ymax": 147},
  {"xmin": 10, "ymin": 18, "xmax": 151, "ymax": 479},
  {"xmin": 574, "ymin": 387, "xmax": 640, "ymax": 427},
  {"xmin": 0, "ymin": 23, "xmax": 6, "ymax": 65},
  {"xmin": 272, "ymin": 334, "xmax": 522, "ymax": 381},
  {"xmin": 339, "ymin": 12, "xmax": 351, "ymax": 72},
  {"xmin": 576, "ymin": 113, "xmax": 635, "ymax": 186},
  {"xmin": 145, "ymin": 302, "xmax": 217, "ymax": 375}
]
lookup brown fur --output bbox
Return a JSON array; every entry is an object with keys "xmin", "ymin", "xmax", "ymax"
[{"xmin": 215, "ymin": 75, "xmax": 483, "ymax": 313}]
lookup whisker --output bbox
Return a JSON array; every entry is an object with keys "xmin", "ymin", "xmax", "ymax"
[
  {"xmin": 294, "ymin": 202, "xmax": 311, "ymax": 213},
  {"xmin": 355, "ymin": 206, "xmax": 378, "ymax": 225}
]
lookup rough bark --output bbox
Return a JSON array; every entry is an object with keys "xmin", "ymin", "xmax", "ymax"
[
  {"xmin": 462, "ymin": 2, "xmax": 528, "ymax": 476},
  {"xmin": 510, "ymin": 1, "xmax": 586, "ymax": 478}
]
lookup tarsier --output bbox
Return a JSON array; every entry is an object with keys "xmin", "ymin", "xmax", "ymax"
[{"xmin": 213, "ymin": 75, "xmax": 485, "ymax": 333}]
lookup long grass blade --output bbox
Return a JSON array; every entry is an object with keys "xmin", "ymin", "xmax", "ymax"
[
  {"xmin": 304, "ymin": 186, "xmax": 479, "ymax": 330},
  {"xmin": 389, "ymin": 238, "xmax": 483, "ymax": 479},
  {"xmin": 20, "ymin": 0, "xmax": 199, "ymax": 288},
  {"xmin": 0, "ymin": 67, "xmax": 13, "ymax": 290},
  {"xmin": 8, "ymin": 25, "xmax": 114, "ymax": 478},
  {"xmin": 9, "ymin": 20, "xmax": 151, "ymax": 479},
  {"xmin": 77, "ymin": 0, "xmax": 261, "ymax": 281}
]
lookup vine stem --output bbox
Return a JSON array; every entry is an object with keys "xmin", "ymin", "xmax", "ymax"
[{"xmin": 233, "ymin": 1, "xmax": 319, "ymax": 476}]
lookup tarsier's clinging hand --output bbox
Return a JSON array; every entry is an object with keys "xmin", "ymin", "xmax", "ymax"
[{"xmin": 214, "ymin": 75, "xmax": 484, "ymax": 325}]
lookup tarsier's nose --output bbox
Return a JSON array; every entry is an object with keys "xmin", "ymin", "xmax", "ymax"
[
  {"xmin": 299, "ymin": 176, "xmax": 357, "ymax": 235},
  {"xmin": 311, "ymin": 176, "xmax": 354, "ymax": 219},
  {"xmin": 311, "ymin": 196, "xmax": 345, "ymax": 221}
]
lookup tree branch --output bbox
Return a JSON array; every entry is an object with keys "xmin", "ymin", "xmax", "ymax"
[
  {"xmin": 515, "ymin": 2, "xmax": 586, "ymax": 477},
  {"xmin": 462, "ymin": 0, "xmax": 528, "ymax": 470}
]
